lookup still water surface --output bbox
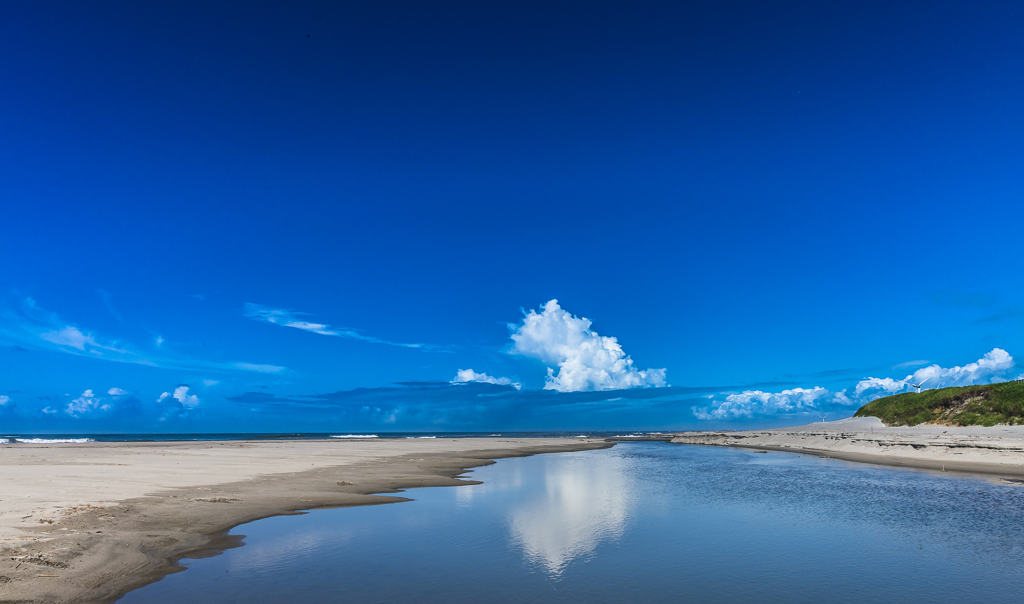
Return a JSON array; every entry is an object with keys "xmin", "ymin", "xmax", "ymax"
[{"xmin": 120, "ymin": 443, "xmax": 1024, "ymax": 603}]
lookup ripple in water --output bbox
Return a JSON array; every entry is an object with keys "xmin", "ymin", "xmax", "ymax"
[{"xmin": 121, "ymin": 443, "xmax": 1024, "ymax": 604}]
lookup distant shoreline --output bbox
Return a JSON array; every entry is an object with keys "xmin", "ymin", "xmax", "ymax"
[
  {"xmin": 670, "ymin": 417, "xmax": 1024, "ymax": 479},
  {"xmin": 0, "ymin": 437, "xmax": 611, "ymax": 604}
]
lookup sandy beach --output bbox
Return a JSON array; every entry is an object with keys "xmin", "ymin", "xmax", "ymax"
[
  {"xmin": 671, "ymin": 417, "xmax": 1024, "ymax": 477},
  {"xmin": 7, "ymin": 426, "xmax": 1024, "ymax": 603},
  {"xmin": 0, "ymin": 437, "xmax": 611, "ymax": 604}
]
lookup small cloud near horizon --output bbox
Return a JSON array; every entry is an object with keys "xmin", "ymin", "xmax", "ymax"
[
  {"xmin": 694, "ymin": 348, "xmax": 1018, "ymax": 421},
  {"xmin": 452, "ymin": 369, "xmax": 522, "ymax": 390}
]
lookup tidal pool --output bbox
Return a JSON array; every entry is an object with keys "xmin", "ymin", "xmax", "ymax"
[{"xmin": 119, "ymin": 442, "xmax": 1024, "ymax": 603}]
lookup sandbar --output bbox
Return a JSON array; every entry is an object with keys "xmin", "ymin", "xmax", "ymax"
[
  {"xmin": 672, "ymin": 417, "xmax": 1024, "ymax": 477},
  {"xmin": 0, "ymin": 437, "xmax": 611, "ymax": 603}
]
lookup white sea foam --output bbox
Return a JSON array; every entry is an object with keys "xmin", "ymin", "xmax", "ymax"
[
  {"xmin": 573, "ymin": 435, "xmax": 589, "ymax": 438},
  {"xmin": 0, "ymin": 438, "xmax": 11, "ymax": 444},
  {"xmin": 15, "ymin": 438, "xmax": 95, "ymax": 444},
  {"xmin": 406, "ymin": 436, "xmax": 437, "ymax": 439},
  {"xmin": 330, "ymin": 434, "xmax": 379, "ymax": 439}
]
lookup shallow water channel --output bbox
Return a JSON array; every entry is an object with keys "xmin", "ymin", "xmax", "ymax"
[{"xmin": 119, "ymin": 442, "xmax": 1024, "ymax": 603}]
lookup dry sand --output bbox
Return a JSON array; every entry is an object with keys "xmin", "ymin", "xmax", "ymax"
[
  {"xmin": 0, "ymin": 437, "xmax": 611, "ymax": 604},
  {"xmin": 671, "ymin": 417, "xmax": 1024, "ymax": 476}
]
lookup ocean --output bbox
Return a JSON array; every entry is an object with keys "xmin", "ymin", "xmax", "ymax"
[
  {"xmin": 0, "ymin": 431, "xmax": 654, "ymax": 444},
  {"xmin": 118, "ymin": 442, "xmax": 1024, "ymax": 603}
]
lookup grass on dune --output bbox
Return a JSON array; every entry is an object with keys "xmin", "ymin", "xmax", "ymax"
[{"xmin": 853, "ymin": 381, "xmax": 1024, "ymax": 427}]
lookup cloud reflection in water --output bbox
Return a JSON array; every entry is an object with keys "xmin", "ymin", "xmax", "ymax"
[{"xmin": 507, "ymin": 453, "xmax": 632, "ymax": 576}]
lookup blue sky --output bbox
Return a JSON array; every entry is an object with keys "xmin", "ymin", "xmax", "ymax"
[{"xmin": 2, "ymin": 1, "xmax": 1023, "ymax": 433}]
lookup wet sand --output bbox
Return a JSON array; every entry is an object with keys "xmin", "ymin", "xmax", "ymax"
[
  {"xmin": 0, "ymin": 437, "xmax": 611, "ymax": 603},
  {"xmin": 671, "ymin": 417, "xmax": 1024, "ymax": 477}
]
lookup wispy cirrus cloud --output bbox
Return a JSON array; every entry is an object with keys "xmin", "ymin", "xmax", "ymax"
[
  {"xmin": 39, "ymin": 325, "xmax": 126, "ymax": 353},
  {"xmin": 230, "ymin": 362, "xmax": 288, "ymax": 374},
  {"xmin": 892, "ymin": 359, "xmax": 931, "ymax": 369},
  {"xmin": 0, "ymin": 297, "xmax": 286, "ymax": 374},
  {"xmin": 243, "ymin": 303, "xmax": 452, "ymax": 351}
]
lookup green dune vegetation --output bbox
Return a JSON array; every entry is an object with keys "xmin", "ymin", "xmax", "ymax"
[{"xmin": 854, "ymin": 381, "xmax": 1024, "ymax": 427}]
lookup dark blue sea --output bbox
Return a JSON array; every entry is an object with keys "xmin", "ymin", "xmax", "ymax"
[
  {"xmin": 118, "ymin": 442, "xmax": 1024, "ymax": 603},
  {"xmin": 0, "ymin": 432, "xmax": 650, "ymax": 444}
]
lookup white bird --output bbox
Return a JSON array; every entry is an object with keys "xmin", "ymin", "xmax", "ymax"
[{"xmin": 906, "ymin": 377, "xmax": 930, "ymax": 393}]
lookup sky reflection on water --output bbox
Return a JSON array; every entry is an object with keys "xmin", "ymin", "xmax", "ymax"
[
  {"xmin": 120, "ymin": 443, "xmax": 1024, "ymax": 603},
  {"xmin": 489, "ymin": 448, "xmax": 631, "ymax": 576}
]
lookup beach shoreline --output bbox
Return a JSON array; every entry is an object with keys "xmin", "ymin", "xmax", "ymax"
[
  {"xmin": 0, "ymin": 437, "xmax": 612, "ymax": 604},
  {"xmin": 671, "ymin": 417, "xmax": 1024, "ymax": 479},
  {"xmin": 9, "ymin": 423, "xmax": 1024, "ymax": 603}
]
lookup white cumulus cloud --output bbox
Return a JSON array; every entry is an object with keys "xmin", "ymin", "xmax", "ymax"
[
  {"xmin": 694, "ymin": 348, "xmax": 1018, "ymax": 421},
  {"xmin": 0, "ymin": 395, "xmax": 10, "ymax": 406},
  {"xmin": 107, "ymin": 387, "xmax": 128, "ymax": 396},
  {"xmin": 452, "ymin": 369, "xmax": 522, "ymax": 390},
  {"xmin": 509, "ymin": 300, "xmax": 667, "ymax": 392},
  {"xmin": 905, "ymin": 348, "xmax": 1014, "ymax": 388},
  {"xmin": 852, "ymin": 377, "xmax": 907, "ymax": 400},
  {"xmin": 853, "ymin": 348, "xmax": 1016, "ymax": 399},
  {"xmin": 158, "ymin": 386, "xmax": 201, "ymax": 408},
  {"xmin": 65, "ymin": 389, "xmax": 110, "ymax": 416},
  {"xmin": 693, "ymin": 387, "xmax": 837, "ymax": 420}
]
